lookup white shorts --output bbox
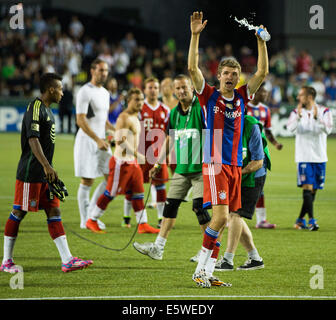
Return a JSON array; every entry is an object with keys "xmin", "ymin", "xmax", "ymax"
[{"xmin": 74, "ymin": 134, "xmax": 112, "ymax": 179}]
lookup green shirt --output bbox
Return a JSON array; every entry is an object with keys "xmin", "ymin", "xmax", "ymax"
[{"xmin": 168, "ymin": 96, "xmax": 204, "ymax": 174}]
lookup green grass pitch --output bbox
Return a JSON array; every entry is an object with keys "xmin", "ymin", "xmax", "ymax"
[{"xmin": 0, "ymin": 132, "xmax": 335, "ymax": 300}]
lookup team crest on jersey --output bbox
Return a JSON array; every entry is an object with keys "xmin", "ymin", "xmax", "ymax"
[
  {"xmin": 218, "ymin": 190, "xmax": 227, "ymax": 200},
  {"xmin": 160, "ymin": 112, "xmax": 165, "ymax": 119},
  {"xmin": 235, "ymin": 100, "xmax": 241, "ymax": 107}
]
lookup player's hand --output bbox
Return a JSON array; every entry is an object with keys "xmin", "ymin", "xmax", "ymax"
[
  {"xmin": 97, "ymin": 138, "xmax": 110, "ymax": 151},
  {"xmin": 275, "ymin": 142, "xmax": 283, "ymax": 150},
  {"xmin": 255, "ymin": 25, "xmax": 268, "ymax": 41},
  {"xmin": 149, "ymin": 166, "xmax": 161, "ymax": 179},
  {"xmin": 44, "ymin": 164, "xmax": 58, "ymax": 183},
  {"xmin": 297, "ymin": 103, "xmax": 303, "ymax": 118},
  {"xmin": 190, "ymin": 11, "xmax": 207, "ymax": 35},
  {"xmin": 313, "ymin": 105, "xmax": 318, "ymax": 120}
]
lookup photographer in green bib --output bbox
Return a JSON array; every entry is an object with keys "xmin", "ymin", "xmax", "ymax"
[{"xmin": 133, "ymin": 74, "xmax": 212, "ymax": 263}]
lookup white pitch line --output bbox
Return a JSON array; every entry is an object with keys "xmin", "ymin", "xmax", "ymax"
[{"xmin": 2, "ymin": 295, "xmax": 336, "ymax": 300}]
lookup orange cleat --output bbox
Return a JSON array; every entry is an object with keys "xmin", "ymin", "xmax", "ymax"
[
  {"xmin": 86, "ymin": 218, "xmax": 106, "ymax": 234},
  {"xmin": 137, "ymin": 223, "xmax": 160, "ymax": 234}
]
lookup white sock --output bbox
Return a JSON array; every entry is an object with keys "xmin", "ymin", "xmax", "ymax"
[
  {"xmin": 77, "ymin": 184, "xmax": 91, "ymax": 225},
  {"xmin": 224, "ymin": 252, "xmax": 234, "ymax": 265},
  {"xmin": 248, "ymin": 249, "xmax": 262, "ymax": 261},
  {"xmin": 53, "ymin": 235, "xmax": 73, "ymax": 264},
  {"xmin": 195, "ymin": 246, "xmax": 213, "ymax": 274},
  {"xmin": 91, "ymin": 205, "xmax": 105, "ymax": 220},
  {"xmin": 124, "ymin": 198, "xmax": 132, "ymax": 218},
  {"xmin": 156, "ymin": 202, "xmax": 164, "ymax": 220},
  {"xmin": 155, "ymin": 235, "xmax": 166, "ymax": 251},
  {"xmin": 150, "ymin": 184, "xmax": 157, "ymax": 205},
  {"xmin": 2, "ymin": 236, "xmax": 16, "ymax": 263},
  {"xmin": 88, "ymin": 181, "xmax": 107, "ymax": 215},
  {"xmin": 205, "ymin": 257, "xmax": 217, "ymax": 276},
  {"xmin": 255, "ymin": 207, "xmax": 266, "ymax": 225},
  {"xmin": 135, "ymin": 209, "xmax": 148, "ymax": 224}
]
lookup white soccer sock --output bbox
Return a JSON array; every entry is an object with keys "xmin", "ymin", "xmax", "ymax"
[
  {"xmin": 224, "ymin": 252, "xmax": 234, "ymax": 265},
  {"xmin": 205, "ymin": 257, "xmax": 217, "ymax": 276},
  {"xmin": 53, "ymin": 235, "xmax": 73, "ymax": 264},
  {"xmin": 150, "ymin": 184, "xmax": 157, "ymax": 205},
  {"xmin": 155, "ymin": 235, "xmax": 167, "ymax": 251},
  {"xmin": 124, "ymin": 198, "xmax": 132, "ymax": 218},
  {"xmin": 255, "ymin": 207, "xmax": 266, "ymax": 225},
  {"xmin": 2, "ymin": 236, "xmax": 16, "ymax": 263},
  {"xmin": 195, "ymin": 246, "xmax": 213, "ymax": 274},
  {"xmin": 156, "ymin": 202, "xmax": 164, "ymax": 220},
  {"xmin": 90, "ymin": 205, "xmax": 105, "ymax": 221},
  {"xmin": 77, "ymin": 184, "xmax": 91, "ymax": 225},
  {"xmin": 134, "ymin": 209, "xmax": 148, "ymax": 224},
  {"xmin": 248, "ymin": 249, "xmax": 262, "ymax": 261},
  {"xmin": 88, "ymin": 180, "xmax": 107, "ymax": 214}
]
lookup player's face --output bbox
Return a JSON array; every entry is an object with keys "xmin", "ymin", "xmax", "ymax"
[
  {"xmin": 256, "ymin": 87, "xmax": 269, "ymax": 103},
  {"xmin": 144, "ymin": 81, "xmax": 159, "ymax": 100},
  {"xmin": 129, "ymin": 93, "xmax": 144, "ymax": 112},
  {"xmin": 51, "ymin": 80, "xmax": 63, "ymax": 103},
  {"xmin": 297, "ymin": 88, "xmax": 309, "ymax": 106},
  {"xmin": 161, "ymin": 79, "xmax": 173, "ymax": 96},
  {"xmin": 92, "ymin": 62, "xmax": 109, "ymax": 85},
  {"xmin": 174, "ymin": 78, "xmax": 193, "ymax": 103},
  {"xmin": 218, "ymin": 66, "xmax": 240, "ymax": 92}
]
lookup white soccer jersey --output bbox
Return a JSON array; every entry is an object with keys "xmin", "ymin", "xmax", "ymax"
[
  {"xmin": 75, "ymin": 82, "xmax": 110, "ymax": 139},
  {"xmin": 286, "ymin": 104, "xmax": 333, "ymax": 163}
]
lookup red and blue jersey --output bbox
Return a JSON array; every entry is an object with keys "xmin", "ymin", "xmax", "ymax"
[
  {"xmin": 197, "ymin": 82, "xmax": 254, "ymax": 166},
  {"xmin": 246, "ymin": 102, "xmax": 272, "ymax": 130}
]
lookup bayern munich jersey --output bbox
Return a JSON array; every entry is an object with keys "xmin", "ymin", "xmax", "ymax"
[
  {"xmin": 138, "ymin": 99, "xmax": 170, "ymax": 158},
  {"xmin": 246, "ymin": 102, "xmax": 272, "ymax": 130},
  {"xmin": 197, "ymin": 81, "xmax": 254, "ymax": 166},
  {"xmin": 286, "ymin": 105, "xmax": 333, "ymax": 163}
]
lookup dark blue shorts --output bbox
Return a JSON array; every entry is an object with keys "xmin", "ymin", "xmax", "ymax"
[{"xmin": 297, "ymin": 162, "xmax": 326, "ymax": 190}]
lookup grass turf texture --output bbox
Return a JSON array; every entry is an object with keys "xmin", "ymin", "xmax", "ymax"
[{"xmin": 0, "ymin": 133, "xmax": 335, "ymax": 300}]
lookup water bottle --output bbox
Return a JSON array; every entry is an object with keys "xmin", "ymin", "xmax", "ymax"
[{"xmin": 256, "ymin": 28, "xmax": 271, "ymax": 41}]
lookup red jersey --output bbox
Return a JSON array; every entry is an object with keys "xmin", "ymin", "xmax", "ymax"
[
  {"xmin": 139, "ymin": 100, "xmax": 170, "ymax": 160},
  {"xmin": 197, "ymin": 82, "xmax": 254, "ymax": 166},
  {"xmin": 246, "ymin": 102, "xmax": 272, "ymax": 130}
]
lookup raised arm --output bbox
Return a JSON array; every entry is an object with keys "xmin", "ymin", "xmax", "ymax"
[
  {"xmin": 247, "ymin": 25, "xmax": 269, "ymax": 95},
  {"xmin": 188, "ymin": 11, "xmax": 207, "ymax": 93}
]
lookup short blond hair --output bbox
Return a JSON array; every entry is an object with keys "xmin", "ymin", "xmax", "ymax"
[
  {"xmin": 144, "ymin": 76, "xmax": 159, "ymax": 88},
  {"xmin": 217, "ymin": 58, "xmax": 241, "ymax": 76},
  {"xmin": 126, "ymin": 87, "xmax": 142, "ymax": 102}
]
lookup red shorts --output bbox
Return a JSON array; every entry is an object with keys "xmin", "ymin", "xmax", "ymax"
[
  {"xmin": 202, "ymin": 163, "xmax": 241, "ymax": 212},
  {"xmin": 140, "ymin": 162, "xmax": 168, "ymax": 185},
  {"xmin": 13, "ymin": 180, "xmax": 60, "ymax": 212},
  {"xmin": 106, "ymin": 157, "xmax": 144, "ymax": 197}
]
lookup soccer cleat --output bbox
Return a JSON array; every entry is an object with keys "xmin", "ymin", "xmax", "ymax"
[
  {"xmin": 190, "ymin": 250, "xmax": 201, "ymax": 263},
  {"xmin": 215, "ymin": 256, "xmax": 234, "ymax": 271},
  {"xmin": 256, "ymin": 220, "xmax": 276, "ymax": 229},
  {"xmin": 308, "ymin": 219, "xmax": 319, "ymax": 231},
  {"xmin": 236, "ymin": 258, "xmax": 264, "ymax": 271},
  {"xmin": 294, "ymin": 218, "xmax": 307, "ymax": 230},
  {"xmin": 208, "ymin": 276, "xmax": 232, "ymax": 287},
  {"xmin": 86, "ymin": 218, "xmax": 106, "ymax": 233},
  {"xmin": 133, "ymin": 242, "xmax": 163, "ymax": 260},
  {"xmin": 0, "ymin": 259, "xmax": 22, "ymax": 273},
  {"xmin": 192, "ymin": 269, "xmax": 211, "ymax": 288},
  {"xmin": 137, "ymin": 223, "xmax": 160, "ymax": 234},
  {"xmin": 62, "ymin": 257, "xmax": 93, "ymax": 273}
]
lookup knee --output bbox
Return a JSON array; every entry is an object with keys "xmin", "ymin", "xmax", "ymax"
[
  {"xmin": 192, "ymin": 198, "xmax": 211, "ymax": 225},
  {"xmin": 12, "ymin": 209, "xmax": 26, "ymax": 220},
  {"xmin": 163, "ymin": 198, "xmax": 181, "ymax": 219}
]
